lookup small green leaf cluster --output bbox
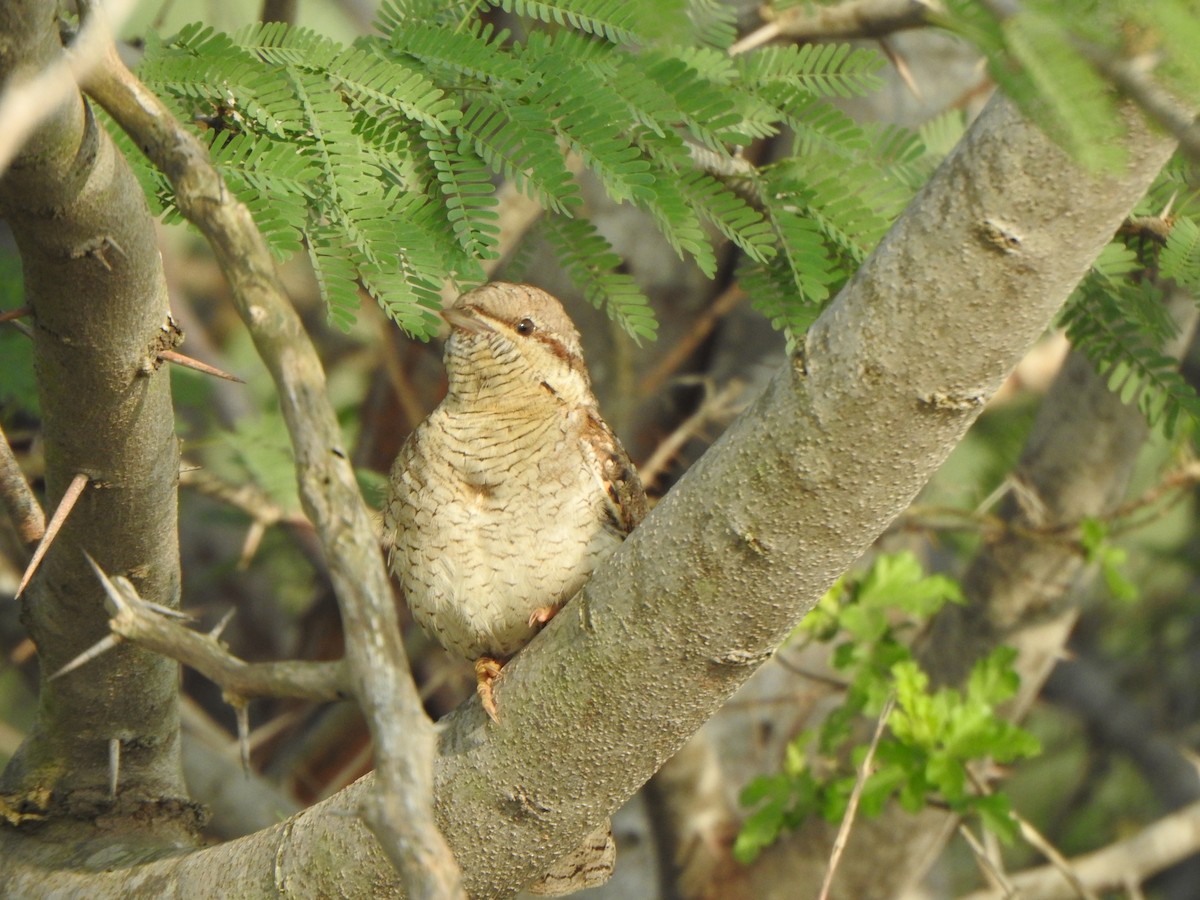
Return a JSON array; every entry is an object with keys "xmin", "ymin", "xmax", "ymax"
[
  {"xmin": 1059, "ymin": 160, "xmax": 1200, "ymax": 439},
  {"xmin": 1078, "ymin": 517, "xmax": 1138, "ymax": 604},
  {"xmin": 118, "ymin": 0, "xmax": 915, "ymax": 342},
  {"xmin": 734, "ymin": 552, "xmax": 1040, "ymax": 864}
]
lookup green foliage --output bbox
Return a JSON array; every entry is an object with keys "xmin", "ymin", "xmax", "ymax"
[
  {"xmin": 734, "ymin": 553, "xmax": 1040, "ymax": 864},
  {"xmin": 1060, "ymin": 232, "xmax": 1200, "ymax": 439},
  {"xmin": 118, "ymin": 0, "xmax": 906, "ymax": 342},
  {"xmin": 113, "ymin": 0, "xmax": 1192, "ymax": 371},
  {"xmin": 938, "ymin": 0, "xmax": 1200, "ymax": 172},
  {"xmin": 1078, "ymin": 517, "xmax": 1139, "ymax": 603}
]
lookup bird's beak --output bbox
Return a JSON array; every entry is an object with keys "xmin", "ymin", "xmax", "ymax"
[{"xmin": 441, "ymin": 305, "xmax": 495, "ymax": 335}]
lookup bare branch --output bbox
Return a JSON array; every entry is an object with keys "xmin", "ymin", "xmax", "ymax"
[
  {"xmin": 0, "ymin": 422, "xmax": 44, "ymax": 547},
  {"xmin": 639, "ymin": 285, "xmax": 746, "ymax": 397},
  {"xmin": 732, "ymin": 0, "xmax": 938, "ymax": 54},
  {"xmin": 50, "ymin": 556, "xmax": 350, "ymax": 702},
  {"xmin": 638, "ymin": 379, "xmax": 746, "ymax": 490},
  {"xmin": 0, "ymin": 0, "xmax": 136, "ymax": 174},
  {"xmin": 960, "ymin": 800, "xmax": 1200, "ymax": 900},
  {"xmin": 818, "ymin": 695, "xmax": 895, "ymax": 900}
]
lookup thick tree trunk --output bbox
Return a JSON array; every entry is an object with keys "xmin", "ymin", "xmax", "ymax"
[{"xmin": 0, "ymin": 0, "xmax": 193, "ymax": 843}]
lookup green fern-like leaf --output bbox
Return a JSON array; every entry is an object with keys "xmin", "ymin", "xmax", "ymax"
[
  {"xmin": 674, "ymin": 168, "xmax": 776, "ymax": 263},
  {"xmin": 1161, "ymin": 217, "xmax": 1200, "ymax": 292},
  {"xmin": 734, "ymin": 43, "xmax": 885, "ymax": 99},
  {"xmin": 685, "ymin": 0, "xmax": 738, "ymax": 49},
  {"xmin": 456, "ymin": 98, "xmax": 581, "ymax": 214},
  {"xmin": 375, "ymin": 0, "xmax": 479, "ymax": 33},
  {"xmin": 486, "ymin": 0, "xmax": 645, "ymax": 44},
  {"xmin": 422, "ymin": 129, "xmax": 501, "ymax": 260},
  {"xmin": 939, "ymin": 0, "xmax": 1125, "ymax": 170},
  {"xmin": 307, "ymin": 226, "xmax": 366, "ymax": 332},
  {"xmin": 128, "ymin": 2, "xmax": 934, "ymax": 342},
  {"xmin": 541, "ymin": 215, "xmax": 657, "ymax": 342},
  {"xmin": 389, "ymin": 19, "xmax": 525, "ymax": 85},
  {"xmin": 1061, "ymin": 282, "xmax": 1200, "ymax": 437}
]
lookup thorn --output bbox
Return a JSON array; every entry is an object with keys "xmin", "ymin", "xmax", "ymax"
[
  {"xmin": 729, "ymin": 21, "xmax": 780, "ymax": 55},
  {"xmin": 237, "ymin": 520, "xmax": 266, "ymax": 569},
  {"xmin": 108, "ymin": 738, "xmax": 120, "ymax": 798},
  {"xmin": 235, "ymin": 701, "xmax": 251, "ymax": 776},
  {"xmin": 83, "ymin": 552, "xmax": 131, "ymax": 614},
  {"xmin": 138, "ymin": 599, "xmax": 192, "ymax": 621},
  {"xmin": 49, "ymin": 633, "xmax": 123, "ymax": 680},
  {"xmin": 879, "ymin": 38, "xmax": 924, "ymax": 101},
  {"xmin": 209, "ymin": 607, "xmax": 236, "ymax": 641},
  {"xmin": 158, "ymin": 349, "xmax": 244, "ymax": 383},
  {"xmin": 0, "ymin": 306, "xmax": 30, "ymax": 323},
  {"xmin": 85, "ymin": 553, "xmax": 190, "ymax": 620},
  {"xmin": 17, "ymin": 472, "xmax": 88, "ymax": 598},
  {"xmin": 1161, "ymin": 190, "xmax": 1178, "ymax": 220}
]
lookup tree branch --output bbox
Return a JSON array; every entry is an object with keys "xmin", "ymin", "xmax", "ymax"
[
  {"xmin": 0, "ymin": 0, "xmax": 191, "ymax": 833},
  {"xmin": 53, "ymin": 559, "xmax": 351, "ymax": 703},
  {"xmin": 960, "ymin": 799, "xmax": 1200, "ymax": 900},
  {"xmin": 732, "ymin": 0, "xmax": 936, "ymax": 54}
]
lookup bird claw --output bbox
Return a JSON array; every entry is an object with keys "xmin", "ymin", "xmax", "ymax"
[
  {"xmin": 475, "ymin": 657, "xmax": 503, "ymax": 723},
  {"xmin": 527, "ymin": 605, "xmax": 559, "ymax": 628}
]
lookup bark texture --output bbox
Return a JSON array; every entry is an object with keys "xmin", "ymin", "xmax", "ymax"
[{"xmin": 0, "ymin": 0, "xmax": 190, "ymax": 839}]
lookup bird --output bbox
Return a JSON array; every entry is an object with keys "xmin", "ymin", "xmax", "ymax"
[{"xmin": 383, "ymin": 281, "xmax": 647, "ymax": 724}]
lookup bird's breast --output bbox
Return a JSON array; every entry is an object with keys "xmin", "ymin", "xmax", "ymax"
[{"xmin": 390, "ymin": 404, "xmax": 620, "ymax": 660}]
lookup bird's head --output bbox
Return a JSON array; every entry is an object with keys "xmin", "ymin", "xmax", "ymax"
[{"xmin": 441, "ymin": 283, "xmax": 593, "ymax": 408}]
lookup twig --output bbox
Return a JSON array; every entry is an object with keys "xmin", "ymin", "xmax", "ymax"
[
  {"xmin": 108, "ymin": 737, "xmax": 120, "ymax": 797},
  {"xmin": 731, "ymin": 0, "xmax": 937, "ymax": 54},
  {"xmin": 0, "ymin": 305, "xmax": 30, "ymax": 323},
  {"xmin": 773, "ymin": 653, "xmax": 851, "ymax": 690},
  {"xmin": 817, "ymin": 694, "xmax": 895, "ymax": 900},
  {"xmin": 637, "ymin": 378, "xmax": 746, "ymax": 489},
  {"xmin": 16, "ymin": 471, "xmax": 88, "ymax": 597},
  {"xmin": 959, "ymin": 799, "xmax": 1200, "ymax": 900},
  {"xmin": 1014, "ymin": 812, "xmax": 1099, "ymax": 900},
  {"xmin": 967, "ymin": 766, "xmax": 1099, "ymax": 900},
  {"xmin": 0, "ymin": 422, "xmax": 44, "ymax": 546},
  {"xmin": 53, "ymin": 555, "xmax": 352, "ymax": 701},
  {"xmin": 878, "ymin": 36, "xmax": 924, "ymax": 101},
  {"xmin": 959, "ymin": 822, "xmax": 1017, "ymax": 898},
  {"xmin": 178, "ymin": 467, "xmax": 315, "ymax": 568},
  {"xmin": 81, "ymin": 35, "xmax": 465, "ymax": 898},
  {"xmin": 639, "ymin": 285, "xmax": 745, "ymax": 396}
]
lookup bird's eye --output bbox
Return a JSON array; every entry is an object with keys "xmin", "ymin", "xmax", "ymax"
[{"xmin": 516, "ymin": 317, "xmax": 536, "ymax": 335}]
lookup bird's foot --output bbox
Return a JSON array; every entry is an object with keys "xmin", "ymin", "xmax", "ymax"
[
  {"xmin": 475, "ymin": 656, "xmax": 504, "ymax": 723},
  {"xmin": 527, "ymin": 604, "xmax": 560, "ymax": 628}
]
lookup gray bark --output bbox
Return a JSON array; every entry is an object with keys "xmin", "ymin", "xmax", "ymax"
[{"xmin": 0, "ymin": 0, "xmax": 192, "ymax": 839}]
